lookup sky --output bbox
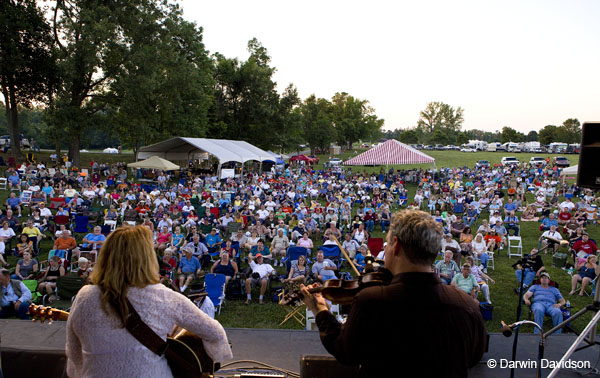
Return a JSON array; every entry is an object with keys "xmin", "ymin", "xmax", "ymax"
[{"xmin": 179, "ymin": 0, "xmax": 600, "ymax": 133}]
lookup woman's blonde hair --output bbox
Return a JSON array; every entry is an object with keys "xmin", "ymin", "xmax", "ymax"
[{"xmin": 90, "ymin": 226, "xmax": 159, "ymax": 327}]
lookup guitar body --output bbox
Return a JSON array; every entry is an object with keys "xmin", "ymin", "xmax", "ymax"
[
  {"xmin": 29, "ymin": 305, "xmax": 219, "ymax": 378},
  {"xmin": 166, "ymin": 327, "xmax": 219, "ymax": 378}
]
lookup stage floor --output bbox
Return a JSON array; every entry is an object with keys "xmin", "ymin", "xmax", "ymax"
[{"xmin": 2, "ymin": 319, "xmax": 600, "ymax": 377}]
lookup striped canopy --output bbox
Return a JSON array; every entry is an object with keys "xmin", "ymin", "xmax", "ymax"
[{"xmin": 344, "ymin": 139, "xmax": 435, "ymax": 166}]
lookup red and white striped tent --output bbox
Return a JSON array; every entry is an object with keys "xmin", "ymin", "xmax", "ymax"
[{"xmin": 344, "ymin": 139, "xmax": 435, "ymax": 166}]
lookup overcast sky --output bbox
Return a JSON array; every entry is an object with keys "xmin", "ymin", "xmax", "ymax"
[{"xmin": 180, "ymin": 0, "xmax": 599, "ymax": 133}]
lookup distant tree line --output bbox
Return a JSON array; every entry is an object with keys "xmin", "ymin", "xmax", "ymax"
[
  {"xmin": 0, "ymin": 0, "xmax": 383, "ymax": 164},
  {"xmin": 383, "ymin": 101, "xmax": 581, "ymax": 146}
]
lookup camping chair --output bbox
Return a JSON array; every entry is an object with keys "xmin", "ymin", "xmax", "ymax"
[
  {"xmin": 282, "ymin": 246, "xmax": 311, "ymax": 274},
  {"xmin": 20, "ymin": 190, "xmax": 33, "ymax": 208},
  {"xmin": 0, "ymin": 178, "xmax": 7, "ymax": 191},
  {"xmin": 204, "ymin": 273, "xmax": 226, "ymax": 315},
  {"xmin": 123, "ymin": 209, "xmax": 138, "ymax": 226},
  {"xmin": 26, "ymin": 152, "xmax": 36, "ymax": 164},
  {"xmin": 209, "ymin": 207, "xmax": 220, "ymax": 219},
  {"xmin": 318, "ymin": 244, "xmax": 345, "ymax": 272},
  {"xmin": 51, "ymin": 215, "xmax": 71, "ymax": 238},
  {"xmin": 367, "ymin": 237, "xmax": 384, "ymax": 257},
  {"xmin": 49, "ymin": 197, "xmax": 67, "ymax": 210},
  {"xmin": 43, "ymin": 275, "xmax": 86, "ymax": 305},
  {"xmin": 227, "ymin": 222, "xmax": 242, "ymax": 238},
  {"xmin": 72, "ymin": 215, "xmax": 91, "ymax": 234},
  {"xmin": 278, "ymin": 289, "xmax": 306, "ymax": 327},
  {"xmin": 22, "ymin": 279, "xmax": 39, "ymax": 303}
]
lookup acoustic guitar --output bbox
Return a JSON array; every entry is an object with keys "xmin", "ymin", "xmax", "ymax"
[{"xmin": 28, "ymin": 304, "xmax": 220, "ymax": 378}]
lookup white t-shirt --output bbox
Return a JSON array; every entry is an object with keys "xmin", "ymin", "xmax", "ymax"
[{"xmin": 249, "ymin": 261, "xmax": 275, "ymax": 279}]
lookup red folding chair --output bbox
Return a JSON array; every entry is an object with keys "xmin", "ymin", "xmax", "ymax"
[
  {"xmin": 367, "ymin": 237, "xmax": 385, "ymax": 256},
  {"xmin": 50, "ymin": 197, "xmax": 67, "ymax": 209}
]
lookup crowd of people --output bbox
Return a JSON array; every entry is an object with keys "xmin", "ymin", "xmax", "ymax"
[{"xmin": 0, "ymin": 156, "xmax": 598, "ymax": 336}]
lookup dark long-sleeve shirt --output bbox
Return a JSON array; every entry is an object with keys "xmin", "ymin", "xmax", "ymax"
[{"xmin": 316, "ymin": 272, "xmax": 487, "ymax": 378}]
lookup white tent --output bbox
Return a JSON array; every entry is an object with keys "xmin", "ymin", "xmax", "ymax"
[
  {"xmin": 560, "ymin": 165, "xmax": 578, "ymax": 176},
  {"xmin": 127, "ymin": 156, "xmax": 180, "ymax": 171},
  {"xmin": 137, "ymin": 137, "xmax": 273, "ymax": 163}
]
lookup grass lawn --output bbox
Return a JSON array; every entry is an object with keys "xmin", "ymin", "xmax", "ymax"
[{"xmin": 4, "ymin": 148, "xmax": 596, "ymax": 334}]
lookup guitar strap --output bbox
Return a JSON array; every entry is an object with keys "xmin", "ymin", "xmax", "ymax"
[{"xmin": 122, "ymin": 299, "xmax": 199, "ymax": 377}]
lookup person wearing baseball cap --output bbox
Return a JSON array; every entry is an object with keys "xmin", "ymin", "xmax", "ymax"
[
  {"xmin": 523, "ymin": 271, "xmax": 566, "ymax": 334},
  {"xmin": 245, "ymin": 252, "xmax": 275, "ymax": 305}
]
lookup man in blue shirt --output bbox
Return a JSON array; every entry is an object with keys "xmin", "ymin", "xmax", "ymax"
[
  {"xmin": 5, "ymin": 192, "xmax": 22, "ymax": 217},
  {"xmin": 504, "ymin": 211, "xmax": 520, "ymax": 236},
  {"xmin": 205, "ymin": 228, "xmax": 222, "ymax": 253},
  {"xmin": 177, "ymin": 246, "xmax": 201, "ymax": 293},
  {"xmin": 250, "ymin": 240, "xmax": 272, "ymax": 260},
  {"xmin": 80, "ymin": 226, "xmax": 106, "ymax": 254},
  {"xmin": 541, "ymin": 213, "xmax": 559, "ymax": 231},
  {"xmin": 0, "ymin": 268, "xmax": 32, "ymax": 319},
  {"xmin": 523, "ymin": 272, "xmax": 566, "ymax": 333},
  {"xmin": 7, "ymin": 171, "xmax": 20, "ymax": 190}
]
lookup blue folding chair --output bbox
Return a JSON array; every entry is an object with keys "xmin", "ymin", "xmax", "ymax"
[
  {"xmin": 282, "ymin": 246, "xmax": 310, "ymax": 274},
  {"xmin": 318, "ymin": 244, "xmax": 345, "ymax": 270},
  {"xmin": 73, "ymin": 215, "xmax": 91, "ymax": 233},
  {"xmin": 204, "ymin": 273, "xmax": 226, "ymax": 315}
]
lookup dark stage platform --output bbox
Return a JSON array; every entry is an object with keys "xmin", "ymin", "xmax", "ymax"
[{"xmin": 2, "ymin": 319, "xmax": 600, "ymax": 377}]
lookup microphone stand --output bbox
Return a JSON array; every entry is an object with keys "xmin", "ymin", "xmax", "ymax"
[
  {"xmin": 501, "ymin": 320, "xmax": 544, "ymax": 378},
  {"xmin": 510, "ymin": 261, "xmax": 529, "ymax": 378}
]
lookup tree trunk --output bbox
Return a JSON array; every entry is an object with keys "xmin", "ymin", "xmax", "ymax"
[
  {"xmin": 7, "ymin": 88, "xmax": 24, "ymax": 161},
  {"xmin": 68, "ymin": 134, "xmax": 81, "ymax": 167}
]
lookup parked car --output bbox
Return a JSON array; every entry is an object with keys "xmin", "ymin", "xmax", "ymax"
[
  {"xmin": 501, "ymin": 157, "xmax": 519, "ymax": 166},
  {"xmin": 361, "ymin": 143, "xmax": 369, "ymax": 148},
  {"xmin": 529, "ymin": 157, "xmax": 547, "ymax": 167},
  {"xmin": 552, "ymin": 156, "xmax": 570, "ymax": 168},
  {"xmin": 475, "ymin": 160, "xmax": 490, "ymax": 169},
  {"xmin": 325, "ymin": 158, "xmax": 343, "ymax": 168},
  {"xmin": 424, "ymin": 145, "xmax": 434, "ymax": 150},
  {"xmin": 103, "ymin": 147, "xmax": 119, "ymax": 154},
  {"xmin": 460, "ymin": 147, "xmax": 476, "ymax": 152},
  {"xmin": 0, "ymin": 135, "xmax": 30, "ymax": 148}
]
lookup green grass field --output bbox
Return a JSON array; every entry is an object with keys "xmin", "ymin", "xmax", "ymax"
[{"xmin": 3, "ymin": 148, "xmax": 595, "ymax": 334}]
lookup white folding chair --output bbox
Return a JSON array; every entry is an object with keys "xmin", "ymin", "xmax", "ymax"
[
  {"xmin": 508, "ymin": 236, "xmax": 523, "ymax": 258},
  {"xmin": 0, "ymin": 178, "xmax": 7, "ymax": 190},
  {"xmin": 104, "ymin": 219, "xmax": 117, "ymax": 231},
  {"xmin": 487, "ymin": 251, "xmax": 495, "ymax": 271}
]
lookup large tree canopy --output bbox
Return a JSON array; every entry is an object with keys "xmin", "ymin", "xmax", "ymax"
[{"xmin": 0, "ymin": 0, "xmax": 57, "ymax": 158}]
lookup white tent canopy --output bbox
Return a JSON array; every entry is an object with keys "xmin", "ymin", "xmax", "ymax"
[
  {"xmin": 136, "ymin": 137, "xmax": 273, "ymax": 164},
  {"xmin": 560, "ymin": 165, "xmax": 578, "ymax": 176},
  {"xmin": 127, "ymin": 156, "xmax": 180, "ymax": 171}
]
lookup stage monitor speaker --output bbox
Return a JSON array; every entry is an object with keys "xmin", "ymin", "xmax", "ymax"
[
  {"xmin": 577, "ymin": 122, "xmax": 600, "ymax": 189},
  {"xmin": 300, "ymin": 355, "xmax": 359, "ymax": 378}
]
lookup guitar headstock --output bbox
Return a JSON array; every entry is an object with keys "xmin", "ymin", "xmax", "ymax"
[{"xmin": 28, "ymin": 304, "xmax": 69, "ymax": 323}]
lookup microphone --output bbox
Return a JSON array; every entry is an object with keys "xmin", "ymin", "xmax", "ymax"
[{"xmin": 501, "ymin": 321, "xmax": 513, "ymax": 337}]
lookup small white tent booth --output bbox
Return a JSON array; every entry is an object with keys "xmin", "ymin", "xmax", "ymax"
[{"xmin": 136, "ymin": 137, "xmax": 274, "ymax": 178}]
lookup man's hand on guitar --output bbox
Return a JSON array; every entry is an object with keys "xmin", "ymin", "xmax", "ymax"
[{"xmin": 301, "ymin": 283, "xmax": 328, "ymax": 315}]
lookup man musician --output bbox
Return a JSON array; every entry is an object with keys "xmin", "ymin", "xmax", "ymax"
[{"xmin": 301, "ymin": 210, "xmax": 487, "ymax": 377}]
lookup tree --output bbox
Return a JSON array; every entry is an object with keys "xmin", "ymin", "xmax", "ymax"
[
  {"xmin": 501, "ymin": 127, "xmax": 519, "ymax": 144},
  {"xmin": 47, "ymin": 0, "xmax": 181, "ymax": 166},
  {"xmin": 330, "ymin": 92, "xmax": 384, "ymax": 149},
  {"xmin": 212, "ymin": 39, "xmax": 280, "ymax": 149},
  {"xmin": 398, "ymin": 129, "xmax": 418, "ymax": 144},
  {"xmin": 556, "ymin": 118, "xmax": 581, "ymax": 144},
  {"xmin": 105, "ymin": 14, "xmax": 214, "ymax": 156},
  {"xmin": 455, "ymin": 132, "xmax": 469, "ymax": 146},
  {"xmin": 526, "ymin": 130, "xmax": 538, "ymax": 141},
  {"xmin": 0, "ymin": 0, "xmax": 57, "ymax": 158},
  {"xmin": 538, "ymin": 125, "xmax": 558, "ymax": 145},
  {"xmin": 417, "ymin": 102, "xmax": 464, "ymax": 144},
  {"xmin": 299, "ymin": 95, "xmax": 336, "ymax": 154}
]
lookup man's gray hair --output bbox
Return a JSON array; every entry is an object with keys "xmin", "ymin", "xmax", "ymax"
[{"xmin": 389, "ymin": 210, "xmax": 442, "ymax": 265}]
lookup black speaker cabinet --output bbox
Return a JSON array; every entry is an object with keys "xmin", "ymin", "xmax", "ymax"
[
  {"xmin": 300, "ymin": 355, "xmax": 359, "ymax": 378},
  {"xmin": 577, "ymin": 122, "xmax": 600, "ymax": 189}
]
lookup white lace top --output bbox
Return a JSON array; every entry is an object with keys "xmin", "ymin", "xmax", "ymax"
[{"xmin": 66, "ymin": 284, "xmax": 232, "ymax": 378}]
